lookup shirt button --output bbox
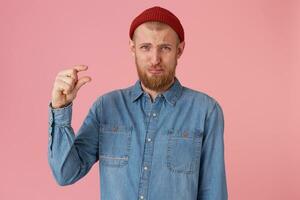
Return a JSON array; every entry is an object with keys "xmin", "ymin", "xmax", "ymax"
[
  {"xmin": 112, "ymin": 126, "xmax": 118, "ymax": 132},
  {"xmin": 140, "ymin": 195, "xmax": 144, "ymax": 199},
  {"xmin": 147, "ymin": 138, "xmax": 152, "ymax": 142},
  {"xmin": 152, "ymin": 113, "xmax": 156, "ymax": 117},
  {"xmin": 144, "ymin": 166, "xmax": 148, "ymax": 170}
]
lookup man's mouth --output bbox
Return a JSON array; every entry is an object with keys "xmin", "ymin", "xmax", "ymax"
[{"xmin": 148, "ymin": 68, "xmax": 164, "ymax": 75}]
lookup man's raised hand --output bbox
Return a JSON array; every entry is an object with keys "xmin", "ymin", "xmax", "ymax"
[{"xmin": 51, "ymin": 65, "xmax": 91, "ymax": 109}]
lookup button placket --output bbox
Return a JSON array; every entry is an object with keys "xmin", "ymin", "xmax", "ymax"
[{"xmin": 138, "ymin": 95, "xmax": 163, "ymax": 200}]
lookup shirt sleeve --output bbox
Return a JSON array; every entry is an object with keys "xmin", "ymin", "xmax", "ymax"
[
  {"xmin": 197, "ymin": 101, "xmax": 228, "ymax": 200},
  {"xmin": 47, "ymin": 98, "xmax": 101, "ymax": 186}
]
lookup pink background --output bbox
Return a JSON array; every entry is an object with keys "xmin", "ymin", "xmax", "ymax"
[{"xmin": 1, "ymin": 0, "xmax": 299, "ymax": 199}]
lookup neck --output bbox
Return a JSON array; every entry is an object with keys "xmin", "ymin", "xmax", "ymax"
[{"xmin": 141, "ymin": 78, "xmax": 175, "ymax": 102}]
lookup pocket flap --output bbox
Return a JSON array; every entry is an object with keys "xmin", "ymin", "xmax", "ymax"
[
  {"xmin": 168, "ymin": 128, "xmax": 203, "ymax": 139},
  {"xmin": 100, "ymin": 124, "xmax": 132, "ymax": 133}
]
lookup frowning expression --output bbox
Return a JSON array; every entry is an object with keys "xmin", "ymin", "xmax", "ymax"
[{"xmin": 129, "ymin": 22, "xmax": 185, "ymax": 91}]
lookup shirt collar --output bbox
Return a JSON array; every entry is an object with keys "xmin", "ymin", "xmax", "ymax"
[{"xmin": 130, "ymin": 76, "xmax": 183, "ymax": 106}]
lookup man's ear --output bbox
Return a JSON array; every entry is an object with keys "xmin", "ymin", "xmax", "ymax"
[
  {"xmin": 129, "ymin": 39, "xmax": 135, "ymax": 57},
  {"xmin": 176, "ymin": 41, "xmax": 185, "ymax": 59}
]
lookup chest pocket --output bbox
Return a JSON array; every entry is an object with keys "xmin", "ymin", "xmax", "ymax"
[
  {"xmin": 167, "ymin": 128, "xmax": 203, "ymax": 174},
  {"xmin": 99, "ymin": 124, "xmax": 132, "ymax": 167}
]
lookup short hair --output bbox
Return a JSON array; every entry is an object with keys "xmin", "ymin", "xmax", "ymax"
[{"xmin": 132, "ymin": 21, "xmax": 180, "ymax": 45}]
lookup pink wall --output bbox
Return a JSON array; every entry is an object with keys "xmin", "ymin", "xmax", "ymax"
[{"xmin": 1, "ymin": 0, "xmax": 299, "ymax": 199}]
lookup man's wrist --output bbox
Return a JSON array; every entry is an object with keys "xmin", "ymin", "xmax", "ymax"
[
  {"xmin": 48, "ymin": 101, "xmax": 73, "ymax": 126},
  {"xmin": 50, "ymin": 102, "xmax": 72, "ymax": 109}
]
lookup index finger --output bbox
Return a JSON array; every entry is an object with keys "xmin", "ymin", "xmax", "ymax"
[{"xmin": 74, "ymin": 64, "xmax": 88, "ymax": 72}]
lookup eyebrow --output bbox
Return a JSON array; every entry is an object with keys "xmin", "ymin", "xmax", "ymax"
[{"xmin": 138, "ymin": 43, "xmax": 173, "ymax": 47}]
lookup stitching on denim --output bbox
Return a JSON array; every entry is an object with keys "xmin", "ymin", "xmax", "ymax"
[
  {"xmin": 99, "ymin": 125, "xmax": 132, "ymax": 167},
  {"xmin": 166, "ymin": 129, "xmax": 202, "ymax": 174},
  {"xmin": 100, "ymin": 155, "xmax": 129, "ymax": 160}
]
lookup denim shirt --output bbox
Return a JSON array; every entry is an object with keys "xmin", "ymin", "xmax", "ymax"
[{"xmin": 48, "ymin": 77, "xmax": 228, "ymax": 200}]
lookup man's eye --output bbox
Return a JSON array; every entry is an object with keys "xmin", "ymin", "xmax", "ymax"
[
  {"xmin": 141, "ymin": 46, "xmax": 149, "ymax": 50},
  {"xmin": 162, "ymin": 46, "xmax": 171, "ymax": 51}
]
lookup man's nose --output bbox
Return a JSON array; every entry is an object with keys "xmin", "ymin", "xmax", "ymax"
[{"xmin": 150, "ymin": 49, "xmax": 161, "ymax": 66}]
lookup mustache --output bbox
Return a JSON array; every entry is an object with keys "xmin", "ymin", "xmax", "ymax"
[{"xmin": 148, "ymin": 65, "xmax": 164, "ymax": 70}]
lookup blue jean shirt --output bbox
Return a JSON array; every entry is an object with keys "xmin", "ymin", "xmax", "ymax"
[{"xmin": 48, "ymin": 77, "xmax": 228, "ymax": 200}]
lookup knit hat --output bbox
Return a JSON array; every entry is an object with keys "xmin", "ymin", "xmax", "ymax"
[{"xmin": 129, "ymin": 6, "xmax": 184, "ymax": 42}]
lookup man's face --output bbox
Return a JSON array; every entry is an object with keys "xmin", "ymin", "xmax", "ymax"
[{"xmin": 129, "ymin": 22, "xmax": 185, "ymax": 92}]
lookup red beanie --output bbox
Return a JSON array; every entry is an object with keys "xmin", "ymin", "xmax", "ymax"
[{"xmin": 129, "ymin": 6, "xmax": 184, "ymax": 42}]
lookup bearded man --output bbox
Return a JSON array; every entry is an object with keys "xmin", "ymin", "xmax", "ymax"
[{"xmin": 48, "ymin": 6, "xmax": 228, "ymax": 200}]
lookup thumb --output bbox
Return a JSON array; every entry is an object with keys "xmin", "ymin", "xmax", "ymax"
[{"xmin": 74, "ymin": 76, "xmax": 91, "ymax": 92}]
